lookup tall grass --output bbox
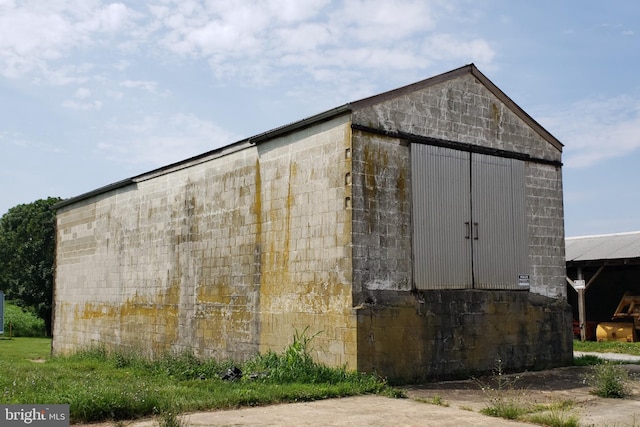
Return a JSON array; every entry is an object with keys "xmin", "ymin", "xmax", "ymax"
[{"xmin": 0, "ymin": 332, "xmax": 391, "ymax": 424}]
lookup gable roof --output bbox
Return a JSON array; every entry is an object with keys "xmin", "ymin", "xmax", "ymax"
[
  {"xmin": 350, "ymin": 64, "xmax": 563, "ymax": 151},
  {"xmin": 566, "ymin": 232, "xmax": 640, "ymax": 264},
  {"xmin": 55, "ymin": 64, "xmax": 561, "ymax": 210}
]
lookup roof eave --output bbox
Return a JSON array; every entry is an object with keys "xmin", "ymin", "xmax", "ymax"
[{"xmin": 53, "ymin": 105, "xmax": 353, "ymax": 210}]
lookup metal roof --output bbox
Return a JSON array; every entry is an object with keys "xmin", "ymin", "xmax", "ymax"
[
  {"xmin": 55, "ymin": 63, "xmax": 563, "ymax": 210},
  {"xmin": 566, "ymin": 232, "xmax": 640, "ymax": 262}
]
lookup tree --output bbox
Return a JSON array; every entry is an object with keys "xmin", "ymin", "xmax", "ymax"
[{"xmin": 0, "ymin": 197, "xmax": 61, "ymax": 336}]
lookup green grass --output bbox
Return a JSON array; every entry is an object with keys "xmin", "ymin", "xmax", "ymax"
[
  {"xmin": 0, "ymin": 336, "xmax": 51, "ymax": 359},
  {"xmin": 573, "ymin": 339, "xmax": 640, "ymax": 356},
  {"xmin": 0, "ymin": 335, "xmax": 393, "ymax": 424}
]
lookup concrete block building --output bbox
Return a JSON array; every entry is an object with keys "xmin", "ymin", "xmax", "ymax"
[{"xmin": 53, "ymin": 64, "xmax": 572, "ymax": 381}]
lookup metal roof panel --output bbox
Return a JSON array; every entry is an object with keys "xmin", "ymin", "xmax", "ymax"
[{"xmin": 566, "ymin": 232, "xmax": 640, "ymax": 262}]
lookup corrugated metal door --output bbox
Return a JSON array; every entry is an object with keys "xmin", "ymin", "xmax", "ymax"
[
  {"xmin": 471, "ymin": 154, "xmax": 528, "ymax": 289},
  {"xmin": 411, "ymin": 144, "xmax": 472, "ymax": 289},
  {"xmin": 411, "ymin": 144, "xmax": 529, "ymax": 290}
]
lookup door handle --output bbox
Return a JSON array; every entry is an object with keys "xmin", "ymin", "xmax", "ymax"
[
  {"xmin": 464, "ymin": 222, "xmax": 470, "ymax": 239},
  {"xmin": 473, "ymin": 222, "xmax": 479, "ymax": 240}
]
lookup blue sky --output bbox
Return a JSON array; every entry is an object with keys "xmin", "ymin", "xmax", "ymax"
[{"xmin": 1, "ymin": 1, "xmax": 638, "ymax": 237}]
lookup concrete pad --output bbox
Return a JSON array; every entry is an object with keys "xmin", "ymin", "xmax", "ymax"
[{"xmin": 179, "ymin": 396, "xmax": 532, "ymax": 427}]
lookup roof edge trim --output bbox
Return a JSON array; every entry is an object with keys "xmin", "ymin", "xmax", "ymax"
[
  {"xmin": 469, "ymin": 66, "xmax": 563, "ymax": 152},
  {"xmin": 53, "ymin": 178, "xmax": 135, "ymax": 210},
  {"xmin": 53, "ymin": 106, "xmax": 353, "ymax": 209}
]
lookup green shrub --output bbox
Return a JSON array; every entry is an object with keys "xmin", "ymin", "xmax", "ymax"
[
  {"xmin": 3, "ymin": 303, "xmax": 46, "ymax": 337},
  {"xmin": 587, "ymin": 362, "xmax": 630, "ymax": 398}
]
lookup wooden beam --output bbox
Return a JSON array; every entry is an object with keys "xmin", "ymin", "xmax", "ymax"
[
  {"xmin": 586, "ymin": 264, "xmax": 605, "ymax": 289},
  {"xmin": 577, "ymin": 267, "xmax": 586, "ymax": 341}
]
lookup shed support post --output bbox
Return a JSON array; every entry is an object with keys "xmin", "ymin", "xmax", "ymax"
[{"xmin": 577, "ymin": 267, "xmax": 586, "ymax": 342}]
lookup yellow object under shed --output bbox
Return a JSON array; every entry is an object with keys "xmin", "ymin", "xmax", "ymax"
[{"xmin": 596, "ymin": 322, "xmax": 636, "ymax": 342}]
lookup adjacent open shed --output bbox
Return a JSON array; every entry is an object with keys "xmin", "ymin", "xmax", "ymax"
[
  {"xmin": 566, "ymin": 232, "xmax": 640, "ymax": 341},
  {"xmin": 53, "ymin": 64, "xmax": 572, "ymax": 381}
]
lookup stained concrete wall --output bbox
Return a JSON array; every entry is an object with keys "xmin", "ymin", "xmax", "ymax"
[
  {"xmin": 54, "ymin": 69, "xmax": 571, "ymax": 381},
  {"xmin": 350, "ymin": 73, "xmax": 571, "ymax": 380},
  {"xmin": 53, "ymin": 114, "xmax": 356, "ymax": 367},
  {"xmin": 356, "ymin": 291, "xmax": 573, "ymax": 382}
]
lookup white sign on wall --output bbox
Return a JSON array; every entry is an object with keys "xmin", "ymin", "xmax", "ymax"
[
  {"xmin": 518, "ymin": 274, "xmax": 530, "ymax": 287},
  {"xmin": 574, "ymin": 280, "xmax": 586, "ymax": 290}
]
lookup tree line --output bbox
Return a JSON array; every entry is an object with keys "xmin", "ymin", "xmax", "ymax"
[{"xmin": 0, "ymin": 197, "xmax": 61, "ymax": 336}]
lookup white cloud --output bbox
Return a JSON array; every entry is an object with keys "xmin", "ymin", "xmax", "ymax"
[
  {"xmin": 62, "ymin": 99, "xmax": 103, "ymax": 111},
  {"xmin": 0, "ymin": 0, "xmax": 497, "ymax": 90},
  {"xmin": 333, "ymin": 0, "xmax": 435, "ymax": 42},
  {"xmin": 143, "ymin": 0, "xmax": 493, "ymax": 83},
  {"xmin": 539, "ymin": 94, "xmax": 640, "ymax": 168},
  {"xmin": 120, "ymin": 79, "xmax": 158, "ymax": 92},
  {"xmin": 98, "ymin": 113, "xmax": 238, "ymax": 166},
  {"xmin": 422, "ymin": 34, "xmax": 496, "ymax": 65},
  {"xmin": 74, "ymin": 87, "xmax": 92, "ymax": 99},
  {"xmin": 0, "ymin": 0, "xmax": 138, "ymax": 80}
]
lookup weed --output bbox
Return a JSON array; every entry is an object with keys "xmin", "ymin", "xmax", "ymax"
[
  {"xmin": 587, "ymin": 361, "xmax": 630, "ymax": 398},
  {"xmin": 474, "ymin": 357, "xmax": 582, "ymax": 425},
  {"xmin": 428, "ymin": 394, "xmax": 449, "ymax": 407},
  {"xmin": 244, "ymin": 327, "xmax": 354, "ymax": 385},
  {"xmin": 528, "ymin": 409, "xmax": 579, "ymax": 427},
  {"xmin": 157, "ymin": 410, "xmax": 186, "ymax": 427},
  {"xmin": 476, "ymin": 356, "xmax": 530, "ymax": 419},
  {"xmin": 526, "ymin": 400, "xmax": 579, "ymax": 427}
]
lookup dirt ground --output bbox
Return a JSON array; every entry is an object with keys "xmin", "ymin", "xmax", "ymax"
[{"xmin": 79, "ymin": 361, "xmax": 640, "ymax": 427}]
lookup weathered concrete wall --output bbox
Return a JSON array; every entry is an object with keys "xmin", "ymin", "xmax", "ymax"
[
  {"xmin": 350, "ymin": 73, "xmax": 571, "ymax": 380},
  {"xmin": 351, "ymin": 73, "xmax": 566, "ymax": 300},
  {"xmin": 351, "ymin": 132, "xmax": 412, "ymax": 304},
  {"xmin": 53, "ymin": 114, "xmax": 356, "ymax": 367},
  {"xmin": 255, "ymin": 116, "xmax": 356, "ymax": 367},
  {"xmin": 53, "ymin": 69, "xmax": 570, "ymax": 382},
  {"xmin": 357, "ymin": 290, "xmax": 573, "ymax": 382},
  {"xmin": 526, "ymin": 162, "xmax": 565, "ymax": 298}
]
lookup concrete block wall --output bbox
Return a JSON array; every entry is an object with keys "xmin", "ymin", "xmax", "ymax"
[
  {"xmin": 526, "ymin": 163, "xmax": 566, "ymax": 298},
  {"xmin": 349, "ymin": 72, "xmax": 571, "ymax": 380},
  {"xmin": 54, "ymin": 148, "xmax": 263, "ymax": 360},
  {"xmin": 352, "ymin": 74, "xmax": 561, "ymax": 163},
  {"xmin": 54, "ymin": 114, "xmax": 357, "ymax": 367},
  {"xmin": 351, "ymin": 73, "xmax": 566, "ymax": 300},
  {"xmin": 357, "ymin": 290, "xmax": 573, "ymax": 382},
  {"xmin": 255, "ymin": 115, "xmax": 357, "ymax": 368},
  {"xmin": 350, "ymin": 132, "xmax": 412, "ymax": 304}
]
